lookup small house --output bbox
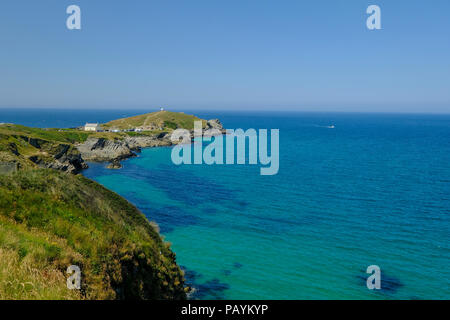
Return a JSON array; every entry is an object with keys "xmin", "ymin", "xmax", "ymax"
[{"xmin": 84, "ymin": 123, "xmax": 100, "ymax": 132}]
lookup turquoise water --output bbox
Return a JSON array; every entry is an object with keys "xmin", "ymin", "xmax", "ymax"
[{"xmin": 80, "ymin": 112, "xmax": 448, "ymax": 299}]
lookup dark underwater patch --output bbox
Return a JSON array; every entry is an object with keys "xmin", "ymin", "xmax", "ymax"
[
  {"xmin": 181, "ymin": 266, "xmax": 230, "ymax": 300},
  {"xmin": 181, "ymin": 266, "xmax": 203, "ymax": 283},
  {"xmin": 144, "ymin": 205, "xmax": 199, "ymax": 233},
  {"xmin": 202, "ymin": 207, "xmax": 218, "ymax": 214},
  {"xmin": 123, "ymin": 192, "xmax": 199, "ymax": 233},
  {"xmin": 357, "ymin": 269, "xmax": 403, "ymax": 295},
  {"xmin": 125, "ymin": 163, "xmax": 237, "ymax": 207},
  {"xmin": 146, "ymin": 205, "xmax": 199, "ymax": 233},
  {"xmin": 190, "ymin": 278, "xmax": 230, "ymax": 300},
  {"xmin": 225, "ymin": 199, "xmax": 250, "ymax": 211},
  {"xmin": 233, "ymin": 262, "xmax": 243, "ymax": 269}
]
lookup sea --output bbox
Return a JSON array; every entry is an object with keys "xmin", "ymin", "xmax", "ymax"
[{"xmin": 1, "ymin": 108, "xmax": 449, "ymax": 300}]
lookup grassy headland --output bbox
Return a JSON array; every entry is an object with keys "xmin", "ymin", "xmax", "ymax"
[
  {"xmin": 0, "ymin": 110, "xmax": 208, "ymax": 171},
  {"xmin": 102, "ymin": 110, "xmax": 206, "ymax": 130},
  {"xmin": 0, "ymin": 111, "xmax": 213, "ymax": 299},
  {"xmin": 0, "ymin": 170, "xmax": 186, "ymax": 299}
]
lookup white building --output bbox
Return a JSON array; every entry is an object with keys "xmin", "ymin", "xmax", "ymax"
[{"xmin": 84, "ymin": 123, "xmax": 100, "ymax": 132}]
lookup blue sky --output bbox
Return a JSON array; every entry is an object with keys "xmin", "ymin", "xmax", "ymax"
[{"xmin": 0, "ymin": 0, "xmax": 449, "ymax": 112}]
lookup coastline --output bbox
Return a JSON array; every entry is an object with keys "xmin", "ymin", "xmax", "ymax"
[
  {"xmin": 0, "ymin": 112, "xmax": 225, "ymax": 299},
  {"xmin": 2, "ymin": 111, "xmax": 450, "ymax": 299},
  {"xmin": 0, "ymin": 112, "xmax": 225, "ymax": 174},
  {"xmin": 75, "ymin": 122, "xmax": 226, "ymax": 171}
]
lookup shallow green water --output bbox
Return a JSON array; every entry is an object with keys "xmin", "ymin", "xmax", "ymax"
[{"xmin": 84, "ymin": 112, "xmax": 450, "ymax": 299}]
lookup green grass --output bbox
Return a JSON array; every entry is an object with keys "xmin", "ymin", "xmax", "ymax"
[
  {"xmin": 0, "ymin": 169, "xmax": 187, "ymax": 300},
  {"xmin": 103, "ymin": 111, "xmax": 206, "ymax": 130},
  {"xmin": 0, "ymin": 125, "xmax": 137, "ymax": 170},
  {"xmin": 0, "ymin": 114, "xmax": 206, "ymax": 299},
  {"xmin": 0, "ymin": 124, "xmax": 90, "ymax": 144}
]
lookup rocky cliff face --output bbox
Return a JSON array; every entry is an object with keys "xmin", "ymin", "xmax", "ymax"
[
  {"xmin": 76, "ymin": 134, "xmax": 173, "ymax": 162},
  {"xmin": 206, "ymin": 119, "xmax": 225, "ymax": 131},
  {"xmin": 28, "ymin": 152, "xmax": 87, "ymax": 174},
  {"xmin": 1, "ymin": 118, "xmax": 225, "ymax": 175},
  {"xmin": 0, "ymin": 135, "xmax": 87, "ymax": 175},
  {"xmin": 27, "ymin": 141, "xmax": 88, "ymax": 174},
  {"xmin": 76, "ymin": 138, "xmax": 137, "ymax": 162},
  {"xmin": 125, "ymin": 132, "xmax": 172, "ymax": 149},
  {"xmin": 76, "ymin": 120, "xmax": 224, "ymax": 166}
]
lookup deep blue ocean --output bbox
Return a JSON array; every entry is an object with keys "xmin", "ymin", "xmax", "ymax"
[{"xmin": 2, "ymin": 108, "xmax": 449, "ymax": 299}]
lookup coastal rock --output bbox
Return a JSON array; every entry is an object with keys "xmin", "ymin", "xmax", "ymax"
[
  {"xmin": 75, "ymin": 118, "xmax": 225, "ymax": 165},
  {"xmin": 206, "ymin": 119, "xmax": 224, "ymax": 131},
  {"xmin": 76, "ymin": 135, "xmax": 173, "ymax": 163},
  {"xmin": 76, "ymin": 138, "xmax": 136, "ymax": 162},
  {"xmin": 3, "ymin": 135, "xmax": 87, "ymax": 174},
  {"xmin": 8, "ymin": 143, "xmax": 19, "ymax": 156},
  {"xmin": 19, "ymin": 136, "xmax": 47, "ymax": 149},
  {"xmin": 107, "ymin": 159, "xmax": 122, "ymax": 169},
  {"xmin": 31, "ymin": 158, "xmax": 85, "ymax": 174},
  {"xmin": 204, "ymin": 119, "xmax": 226, "ymax": 137},
  {"xmin": 124, "ymin": 134, "xmax": 172, "ymax": 149},
  {"xmin": 28, "ymin": 145, "xmax": 87, "ymax": 174}
]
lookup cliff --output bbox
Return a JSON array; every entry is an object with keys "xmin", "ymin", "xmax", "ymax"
[
  {"xmin": 0, "ymin": 169, "xmax": 187, "ymax": 299},
  {"xmin": 76, "ymin": 134, "xmax": 172, "ymax": 162},
  {"xmin": 75, "ymin": 118, "xmax": 224, "ymax": 163},
  {"xmin": 0, "ymin": 123, "xmax": 191, "ymax": 299},
  {"xmin": 0, "ymin": 114, "xmax": 225, "ymax": 170},
  {"xmin": 0, "ymin": 131, "xmax": 87, "ymax": 174},
  {"xmin": 0, "ymin": 112, "xmax": 224, "ymax": 300}
]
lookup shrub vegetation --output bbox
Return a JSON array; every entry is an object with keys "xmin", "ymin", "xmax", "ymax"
[{"xmin": 0, "ymin": 169, "xmax": 187, "ymax": 300}]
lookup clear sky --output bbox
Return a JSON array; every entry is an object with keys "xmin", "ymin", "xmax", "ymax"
[{"xmin": 0, "ymin": 0, "xmax": 449, "ymax": 112}]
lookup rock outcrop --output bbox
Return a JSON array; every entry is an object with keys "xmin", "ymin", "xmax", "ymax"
[
  {"xmin": 28, "ymin": 144, "xmax": 88, "ymax": 174},
  {"xmin": 76, "ymin": 138, "xmax": 137, "ymax": 162},
  {"xmin": 76, "ymin": 119, "xmax": 224, "ymax": 165},
  {"xmin": 125, "ymin": 133, "xmax": 172, "ymax": 149},
  {"xmin": 76, "ymin": 134, "xmax": 173, "ymax": 163},
  {"xmin": 202, "ymin": 119, "xmax": 226, "ymax": 137},
  {"xmin": 206, "ymin": 119, "xmax": 224, "ymax": 131},
  {"xmin": 0, "ymin": 135, "xmax": 88, "ymax": 175},
  {"xmin": 1, "ymin": 116, "xmax": 225, "ymax": 175},
  {"xmin": 106, "ymin": 159, "xmax": 123, "ymax": 169}
]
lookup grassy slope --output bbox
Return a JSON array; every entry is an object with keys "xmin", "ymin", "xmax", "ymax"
[
  {"xmin": 0, "ymin": 124, "xmax": 91, "ymax": 144},
  {"xmin": 103, "ymin": 110, "xmax": 206, "ymax": 130},
  {"xmin": 0, "ymin": 110, "xmax": 210, "ymax": 150},
  {"xmin": 0, "ymin": 169, "xmax": 186, "ymax": 300},
  {"xmin": 0, "ymin": 123, "xmax": 163, "ymax": 170},
  {"xmin": 0, "ymin": 124, "xmax": 128, "ymax": 145},
  {"xmin": 0, "ymin": 124, "xmax": 88, "ymax": 171},
  {"xmin": 0, "ymin": 111, "xmax": 205, "ymax": 299}
]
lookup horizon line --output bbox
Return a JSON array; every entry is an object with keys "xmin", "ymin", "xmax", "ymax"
[{"xmin": 1, "ymin": 106, "xmax": 449, "ymax": 115}]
